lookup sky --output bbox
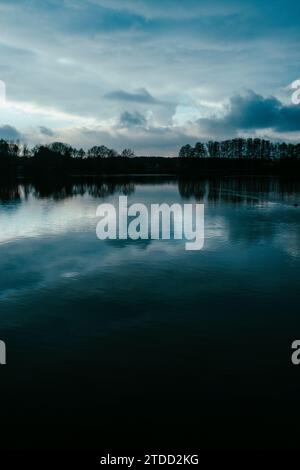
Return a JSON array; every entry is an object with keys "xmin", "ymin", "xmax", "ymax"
[{"xmin": 0, "ymin": 0, "xmax": 300, "ymax": 155}]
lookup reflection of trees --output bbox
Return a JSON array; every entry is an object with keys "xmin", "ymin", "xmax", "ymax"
[
  {"xmin": 178, "ymin": 180, "xmax": 206, "ymax": 200},
  {"xmin": 1, "ymin": 176, "xmax": 300, "ymax": 204},
  {"xmin": 0, "ymin": 181, "xmax": 21, "ymax": 203},
  {"xmin": 33, "ymin": 180, "xmax": 75, "ymax": 200},
  {"xmin": 178, "ymin": 177, "xmax": 300, "ymax": 205},
  {"xmin": 0, "ymin": 178, "xmax": 136, "ymax": 202},
  {"xmin": 86, "ymin": 182, "xmax": 135, "ymax": 198}
]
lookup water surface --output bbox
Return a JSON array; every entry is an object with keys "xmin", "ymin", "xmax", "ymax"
[{"xmin": 0, "ymin": 176, "xmax": 300, "ymax": 449}]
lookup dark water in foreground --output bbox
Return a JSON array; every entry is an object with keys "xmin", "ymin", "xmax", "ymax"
[{"xmin": 0, "ymin": 176, "xmax": 300, "ymax": 449}]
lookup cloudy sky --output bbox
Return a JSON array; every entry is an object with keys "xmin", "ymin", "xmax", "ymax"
[{"xmin": 0, "ymin": 0, "xmax": 300, "ymax": 155}]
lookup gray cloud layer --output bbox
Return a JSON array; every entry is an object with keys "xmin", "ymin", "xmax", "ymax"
[
  {"xmin": 0, "ymin": 125, "xmax": 22, "ymax": 140},
  {"xmin": 0, "ymin": 0, "xmax": 300, "ymax": 153},
  {"xmin": 105, "ymin": 88, "xmax": 158, "ymax": 104},
  {"xmin": 119, "ymin": 110, "xmax": 147, "ymax": 127},
  {"xmin": 196, "ymin": 91, "xmax": 300, "ymax": 138}
]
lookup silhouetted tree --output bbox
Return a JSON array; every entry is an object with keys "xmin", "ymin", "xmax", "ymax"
[
  {"xmin": 88, "ymin": 145, "xmax": 111, "ymax": 158},
  {"xmin": 121, "ymin": 148, "xmax": 135, "ymax": 158},
  {"xmin": 49, "ymin": 142, "xmax": 73, "ymax": 158},
  {"xmin": 207, "ymin": 141, "xmax": 221, "ymax": 158},
  {"xmin": 179, "ymin": 144, "xmax": 194, "ymax": 158},
  {"xmin": 194, "ymin": 142, "xmax": 207, "ymax": 158}
]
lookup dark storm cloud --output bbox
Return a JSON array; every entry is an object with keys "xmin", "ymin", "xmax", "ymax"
[
  {"xmin": 119, "ymin": 111, "xmax": 147, "ymax": 127},
  {"xmin": 0, "ymin": 125, "xmax": 22, "ymax": 140},
  {"xmin": 197, "ymin": 92, "xmax": 300, "ymax": 136},
  {"xmin": 39, "ymin": 126, "xmax": 55, "ymax": 136},
  {"xmin": 105, "ymin": 88, "xmax": 158, "ymax": 104}
]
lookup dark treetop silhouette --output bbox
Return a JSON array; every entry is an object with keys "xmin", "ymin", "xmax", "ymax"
[{"xmin": 0, "ymin": 138, "xmax": 300, "ymax": 178}]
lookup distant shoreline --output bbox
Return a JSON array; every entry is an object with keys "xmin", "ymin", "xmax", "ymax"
[
  {"xmin": 1, "ymin": 138, "xmax": 300, "ymax": 178},
  {"xmin": 2, "ymin": 151, "xmax": 300, "ymax": 179},
  {"xmin": 14, "ymin": 157, "xmax": 300, "ymax": 178}
]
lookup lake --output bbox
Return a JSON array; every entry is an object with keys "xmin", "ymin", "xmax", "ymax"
[{"xmin": 0, "ymin": 176, "xmax": 300, "ymax": 449}]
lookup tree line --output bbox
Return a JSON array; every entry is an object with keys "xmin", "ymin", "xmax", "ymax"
[
  {"xmin": 179, "ymin": 138, "xmax": 300, "ymax": 159},
  {"xmin": 0, "ymin": 140, "xmax": 137, "ymax": 175},
  {"xmin": 0, "ymin": 137, "xmax": 299, "ymax": 178},
  {"xmin": 0, "ymin": 140, "xmax": 135, "ymax": 161}
]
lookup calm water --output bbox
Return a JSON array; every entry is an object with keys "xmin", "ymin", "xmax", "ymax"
[{"xmin": 0, "ymin": 176, "xmax": 300, "ymax": 449}]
